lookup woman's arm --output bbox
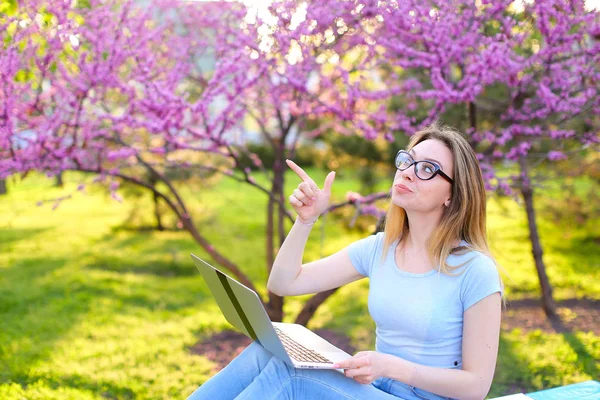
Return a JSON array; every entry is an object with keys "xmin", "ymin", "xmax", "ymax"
[
  {"xmin": 267, "ymin": 220, "xmax": 363, "ymax": 296},
  {"xmin": 267, "ymin": 160, "xmax": 363, "ymax": 296},
  {"xmin": 337, "ymin": 292, "xmax": 502, "ymax": 400}
]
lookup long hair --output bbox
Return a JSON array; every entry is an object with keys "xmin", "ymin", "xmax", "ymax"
[{"xmin": 382, "ymin": 122, "xmax": 492, "ymax": 275}]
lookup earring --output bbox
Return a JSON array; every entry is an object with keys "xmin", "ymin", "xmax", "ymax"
[{"xmin": 444, "ymin": 200, "xmax": 450, "ymax": 207}]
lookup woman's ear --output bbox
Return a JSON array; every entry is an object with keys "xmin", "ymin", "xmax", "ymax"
[{"xmin": 444, "ymin": 199, "xmax": 451, "ymax": 207}]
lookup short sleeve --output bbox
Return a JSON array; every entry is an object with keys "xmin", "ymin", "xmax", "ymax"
[
  {"xmin": 460, "ymin": 253, "xmax": 503, "ymax": 311},
  {"xmin": 346, "ymin": 232, "xmax": 383, "ymax": 277}
]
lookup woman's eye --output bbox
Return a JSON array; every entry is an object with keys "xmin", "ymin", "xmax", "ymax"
[{"xmin": 424, "ymin": 165, "xmax": 434, "ymax": 174}]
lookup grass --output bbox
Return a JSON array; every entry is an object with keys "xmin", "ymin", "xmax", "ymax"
[{"xmin": 0, "ymin": 169, "xmax": 598, "ymax": 399}]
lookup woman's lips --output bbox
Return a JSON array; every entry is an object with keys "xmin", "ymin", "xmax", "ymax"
[{"xmin": 394, "ymin": 183, "xmax": 413, "ymax": 193}]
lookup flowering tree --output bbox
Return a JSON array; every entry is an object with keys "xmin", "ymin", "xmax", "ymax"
[
  {"xmin": 241, "ymin": 0, "xmax": 599, "ymax": 319},
  {"xmin": 492, "ymin": 1, "xmax": 599, "ymax": 316},
  {"xmin": 0, "ymin": 0, "xmax": 264, "ymax": 291},
  {"xmin": 2, "ymin": 0, "xmax": 598, "ymax": 324},
  {"xmin": 0, "ymin": 0, "xmax": 392, "ymax": 325},
  {"xmin": 362, "ymin": 0, "xmax": 600, "ymax": 317},
  {"xmin": 247, "ymin": 0, "xmax": 599, "ymax": 319},
  {"xmin": 217, "ymin": 0, "xmax": 397, "ymax": 323}
]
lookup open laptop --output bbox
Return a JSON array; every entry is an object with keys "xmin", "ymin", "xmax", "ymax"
[{"xmin": 191, "ymin": 254, "xmax": 352, "ymax": 369}]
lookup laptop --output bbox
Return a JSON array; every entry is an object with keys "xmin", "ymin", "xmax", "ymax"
[{"xmin": 191, "ymin": 254, "xmax": 352, "ymax": 369}]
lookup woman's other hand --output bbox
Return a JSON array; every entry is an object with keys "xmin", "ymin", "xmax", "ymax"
[{"xmin": 333, "ymin": 351, "xmax": 391, "ymax": 385}]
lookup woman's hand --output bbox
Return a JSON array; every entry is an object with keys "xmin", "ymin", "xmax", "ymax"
[
  {"xmin": 333, "ymin": 351, "xmax": 391, "ymax": 385},
  {"xmin": 286, "ymin": 159, "xmax": 335, "ymax": 224}
]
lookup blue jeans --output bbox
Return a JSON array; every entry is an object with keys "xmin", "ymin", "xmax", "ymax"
[{"xmin": 187, "ymin": 342, "xmax": 453, "ymax": 400}]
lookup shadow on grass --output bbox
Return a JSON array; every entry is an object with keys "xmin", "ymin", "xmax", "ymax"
[
  {"xmin": 561, "ymin": 333, "xmax": 600, "ymax": 380},
  {"xmin": 86, "ymin": 228, "xmax": 267, "ymax": 283},
  {"xmin": 0, "ymin": 227, "xmax": 52, "ymax": 247},
  {"xmin": 549, "ymin": 318, "xmax": 600, "ymax": 380},
  {"xmin": 85, "ymin": 255, "xmax": 198, "ymax": 277},
  {"xmin": 111, "ymin": 224, "xmax": 180, "ymax": 233},
  {"xmin": 84, "ymin": 232, "xmax": 201, "ymax": 277},
  {"xmin": 0, "ymin": 257, "xmax": 104, "ymax": 385},
  {"xmin": 9, "ymin": 372, "xmax": 136, "ymax": 400},
  {"xmin": 490, "ymin": 333, "xmax": 533, "ymax": 397},
  {"xmin": 548, "ymin": 234, "xmax": 600, "ymax": 276},
  {"xmin": 0, "ymin": 253, "xmax": 213, "ymax": 388},
  {"xmin": 492, "ymin": 320, "xmax": 599, "ymax": 397}
]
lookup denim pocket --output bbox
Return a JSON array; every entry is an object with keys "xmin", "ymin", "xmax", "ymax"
[
  {"xmin": 387, "ymin": 379, "xmax": 454, "ymax": 400},
  {"xmin": 387, "ymin": 380, "xmax": 417, "ymax": 399},
  {"xmin": 411, "ymin": 386, "xmax": 453, "ymax": 400}
]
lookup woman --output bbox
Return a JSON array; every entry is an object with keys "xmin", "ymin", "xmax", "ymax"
[{"xmin": 189, "ymin": 123, "xmax": 503, "ymax": 400}]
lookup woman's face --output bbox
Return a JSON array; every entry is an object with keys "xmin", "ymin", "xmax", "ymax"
[{"xmin": 391, "ymin": 139, "xmax": 454, "ymax": 214}]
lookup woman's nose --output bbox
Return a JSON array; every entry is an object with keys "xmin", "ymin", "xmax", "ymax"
[{"xmin": 400, "ymin": 165, "xmax": 416, "ymax": 181}]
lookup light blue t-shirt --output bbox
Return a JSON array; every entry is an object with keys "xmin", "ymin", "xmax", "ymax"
[{"xmin": 347, "ymin": 232, "xmax": 503, "ymax": 370}]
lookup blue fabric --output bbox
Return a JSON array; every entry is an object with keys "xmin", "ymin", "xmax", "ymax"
[
  {"xmin": 347, "ymin": 232, "xmax": 503, "ymax": 371},
  {"xmin": 526, "ymin": 380, "xmax": 600, "ymax": 400},
  {"xmin": 187, "ymin": 341, "xmax": 453, "ymax": 399}
]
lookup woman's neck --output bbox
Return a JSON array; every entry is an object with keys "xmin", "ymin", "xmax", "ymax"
[{"xmin": 404, "ymin": 209, "xmax": 443, "ymax": 251}]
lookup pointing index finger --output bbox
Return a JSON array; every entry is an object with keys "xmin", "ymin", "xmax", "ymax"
[{"xmin": 286, "ymin": 159, "xmax": 318, "ymax": 189}]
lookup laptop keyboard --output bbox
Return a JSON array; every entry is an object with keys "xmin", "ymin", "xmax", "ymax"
[{"xmin": 274, "ymin": 327, "xmax": 333, "ymax": 364}]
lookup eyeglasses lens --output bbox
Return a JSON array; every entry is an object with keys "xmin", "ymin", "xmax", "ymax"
[
  {"xmin": 395, "ymin": 152, "xmax": 412, "ymax": 169},
  {"xmin": 395, "ymin": 152, "xmax": 436, "ymax": 180},
  {"xmin": 415, "ymin": 162, "xmax": 435, "ymax": 179}
]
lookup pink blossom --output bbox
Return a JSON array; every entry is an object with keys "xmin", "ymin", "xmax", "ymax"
[
  {"xmin": 547, "ymin": 151, "xmax": 567, "ymax": 161},
  {"xmin": 149, "ymin": 148, "xmax": 166, "ymax": 155},
  {"xmin": 346, "ymin": 191, "xmax": 364, "ymax": 202},
  {"xmin": 0, "ymin": 0, "xmax": 596, "ymax": 203}
]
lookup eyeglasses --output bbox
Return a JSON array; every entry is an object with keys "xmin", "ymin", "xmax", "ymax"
[{"xmin": 394, "ymin": 150, "xmax": 454, "ymax": 184}]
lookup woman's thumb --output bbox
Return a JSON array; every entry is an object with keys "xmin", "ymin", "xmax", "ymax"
[{"xmin": 323, "ymin": 171, "xmax": 336, "ymax": 192}]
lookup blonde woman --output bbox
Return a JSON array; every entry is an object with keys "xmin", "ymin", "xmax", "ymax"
[{"xmin": 189, "ymin": 124, "xmax": 503, "ymax": 400}]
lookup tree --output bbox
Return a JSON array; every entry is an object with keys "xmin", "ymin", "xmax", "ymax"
[
  {"xmin": 0, "ymin": 0, "xmax": 390, "ymax": 325},
  {"xmin": 352, "ymin": 0, "xmax": 600, "ymax": 318},
  {"xmin": 214, "ymin": 0, "xmax": 397, "ymax": 323},
  {"xmin": 0, "ymin": 0, "xmax": 263, "ymax": 292},
  {"xmin": 490, "ymin": 1, "xmax": 599, "ymax": 317}
]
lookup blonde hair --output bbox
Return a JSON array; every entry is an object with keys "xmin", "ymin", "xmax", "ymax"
[{"xmin": 383, "ymin": 122, "xmax": 492, "ymax": 275}]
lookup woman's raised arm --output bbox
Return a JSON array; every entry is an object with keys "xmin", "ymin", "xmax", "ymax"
[{"xmin": 266, "ymin": 160, "xmax": 364, "ymax": 296}]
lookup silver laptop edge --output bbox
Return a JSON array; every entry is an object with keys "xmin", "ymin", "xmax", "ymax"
[
  {"xmin": 190, "ymin": 254, "xmax": 296, "ymax": 366},
  {"xmin": 190, "ymin": 254, "xmax": 352, "ymax": 370}
]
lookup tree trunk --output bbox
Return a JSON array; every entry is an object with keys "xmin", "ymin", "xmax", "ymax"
[
  {"xmin": 468, "ymin": 101, "xmax": 477, "ymax": 132},
  {"xmin": 265, "ymin": 157, "xmax": 285, "ymax": 322},
  {"xmin": 148, "ymin": 175, "xmax": 164, "ymax": 231},
  {"xmin": 519, "ymin": 157, "xmax": 558, "ymax": 318},
  {"xmin": 295, "ymin": 288, "xmax": 339, "ymax": 326},
  {"xmin": 55, "ymin": 172, "xmax": 64, "ymax": 187},
  {"xmin": 0, "ymin": 179, "xmax": 6, "ymax": 195},
  {"xmin": 153, "ymin": 189, "xmax": 164, "ymax": 231}
]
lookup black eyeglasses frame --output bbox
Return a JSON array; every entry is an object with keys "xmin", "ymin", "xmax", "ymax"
[{"xmin": 394, "ymin": 150, "xmax": 454, "ymax": 184}]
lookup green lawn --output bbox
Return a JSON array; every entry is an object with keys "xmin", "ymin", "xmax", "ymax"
[{"xmin": 0, "ymin": 170, "xmax": 598, "ymax": 399}]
